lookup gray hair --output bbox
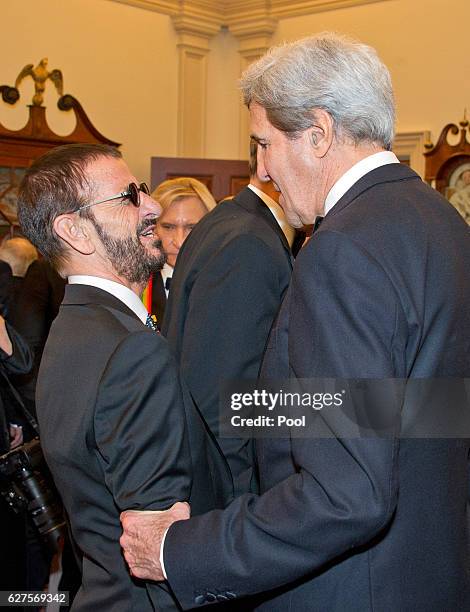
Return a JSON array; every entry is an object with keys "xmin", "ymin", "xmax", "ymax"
[{"xmin": 240, "ymin": 32, "xmax": 395, "ymax": 150}]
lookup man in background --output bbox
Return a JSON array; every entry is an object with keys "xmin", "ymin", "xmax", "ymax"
[
  {"xmin": 150, "ymin": 177, "xmax": 216, "ymax": 326},
  {"xmin": 245, "ymin": 139, "xmax": 297, "ymax": 249},
  {"xmin": 0, "ymin": 237, "xmax": 38, "ymax": 308},
  {"xmin": 162, "ymin": 141, "xmax": 294, "ymax": 495},
  {"xmin": 18, "ymin": 143, "xmax": 232, "ymax": 611},
  {"xmin": 121, "ymin": 33, "xmax": 470, "ymax": 611},
  {"xmin": 8, "ymin": 259, "xmax": 65, "ymax": 417}
]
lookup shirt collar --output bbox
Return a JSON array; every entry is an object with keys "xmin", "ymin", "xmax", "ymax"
[
  {"xmin": 248, "ymin": 183, "xmax": 296, "ymax": 246},
  {"xmin": 160, "ymin": 263, "xmax": 173, "ymax": 283},
  {"xmin": 324, "ymin": 151, "xmax": 400, "ymax": 216},
  {"xmin": 160, "ymin": 263, "xmax": 173, "ymax": 297},
  {"xmin": 68, "ymin": 275, "xmax": 149, "ymax": 324}
]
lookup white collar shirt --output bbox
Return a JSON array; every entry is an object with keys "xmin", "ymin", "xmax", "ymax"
[
  {"xmin": 68, "ymin": 275, "xmax": 149, "ymax": 325},
  {"xmin": 324, "ymin": 151, "xmax": 400, "ymax": 216},
  {"xmin": 248, "ymin": 183, "xmax": 296, "ymax": 247},
  {"xmin": 160, "ymin": 263, "xmax": 173, "ymax": 298}
]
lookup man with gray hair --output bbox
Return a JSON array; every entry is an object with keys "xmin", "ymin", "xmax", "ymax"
[{"xmin": 121, "ymin": 33, "xmax": 470, "ymax": 610}]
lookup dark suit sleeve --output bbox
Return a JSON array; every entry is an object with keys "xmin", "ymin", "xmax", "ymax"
[
  {"xmin": 163, "ymin": 230, "xmax": 402, "ymax": 608},
  {"xmin": 94, "ymin": 331, "xmax": 192, "ymax": 511},
  {"xmin": 10, "ymin": 261, "xmax": 51, "ymax": 355},
  {"xmin": 177, "ymin": 232, "xmax": 283, "ymax": 493},
  {"xmin": 1, "ymin": 321, "xmax": 32, "ymax": 376},
  {"xmin": 0, "ymin": 323, "xmax": 32, "ymax": 434}
]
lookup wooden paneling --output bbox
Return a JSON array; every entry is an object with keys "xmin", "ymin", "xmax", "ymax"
[{"xmin": 151, "ymin": 156, "xmax": 249, "ymax": 201}]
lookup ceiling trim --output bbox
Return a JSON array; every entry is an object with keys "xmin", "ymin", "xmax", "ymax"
[
  {"xmin": 108, "ymin": 0, "xmax": 178, "ymax": 15},
  {"xmin": 108, "ymin": 0, "xmax": 390, "ymax": 21},
  {"xmin": 270, "ymin": 0, "xmax": 390, "ymax": 19}
]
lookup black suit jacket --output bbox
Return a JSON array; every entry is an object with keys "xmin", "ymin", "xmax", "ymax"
[
  {"xmin": 150, "ymin": 271, "xmax": 167, "ymax": 328},
  {"xmin": 36, "ymin": 284, "xmax": 233, "ymax": 611},
  {"xmin": 0, "ymin": 261, "xmax": 13, "ymax": 317},
  {"xmin": 162, "ymin": 187, "xmax": 293, "ymax": 495},
  {"xmin": 11, "ymin": 259, "xmax": 65, "ymax": 349},
  {"xmin": 163, "ymin": 164, "xmax": 470, "ymax": 610},
  {"xmin": 0, "ymin": 322, "xmax": 32, "ymax": 454},
  {"xmin": 9, "ymin": 260, "xmax": 66, "ymax": 411}
]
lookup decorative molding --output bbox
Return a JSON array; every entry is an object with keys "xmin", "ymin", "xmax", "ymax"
[
  {"xmin": 237, "ymin": 53, "xmax": 255, "ymax": 159},
  {"xmin": 172, "ymin": 0, "xmax": 222, "ymax": 38},
  {"xmin": 108, "ymin": 0, "xmax": 178, "ymax": 16},
  {"xmin": 223, "ymin": 0, "xmax": 271, "ymax": 27},
  {"xmin": 393, "ymin": 131, "xmax": 430, "ymax": 179},
  {"xmin": 174, "ymin": 33, "xmax": 212, "ymax": 51},
  {"xmin": 223, "ymin": 1, "xmax": 276, "ymax": 55},
  {"xmin": 172, "ymin": 19, "xmax": 220, "ymax": 41},
  {"xmin": 270, "ymin": 0, "xmax": 390, "ymax": 19},
  {"xmin": 109, "ymin": 0, "xmax": 390, "ymax": 22},
  {"xmin": 177, "ymin": 46, "xmax": 208, "ymax": 156},
  {"xmin": 172, "ymin": 2, "xmax": 220, "ymax": 157},
  {"xmin": 172, "ymin": 19, "xmax": 219, "ymax": 48},
  {"xmin": 108, "ymin": 0, "xmax": 391, "ymax": 45},
  {"xmin": 229, "ymin": 18, "xmax": 277, "ymax": 53},
  {"xmin": 237, "ymin": 38, "xmax": 274, "ymax": 58}
]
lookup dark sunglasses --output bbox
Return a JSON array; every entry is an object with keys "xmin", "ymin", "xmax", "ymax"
[{"xmin": 78, "ymin": 182, "xmax": 150, "ymax": 212}]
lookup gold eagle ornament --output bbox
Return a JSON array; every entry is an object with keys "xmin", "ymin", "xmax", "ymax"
[{"xmin": 15, "ymin": 58, "xmax": 63, "ymax": 106}]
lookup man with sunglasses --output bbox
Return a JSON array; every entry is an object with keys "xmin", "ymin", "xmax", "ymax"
[{"xmin": 17, "ymin": 144, "xmax": 232, "ymax": 612}]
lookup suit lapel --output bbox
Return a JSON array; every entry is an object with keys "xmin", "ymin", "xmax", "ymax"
[
  {"xmin": 62, "ymin": 284, "xmax": 142, "ymax": 324},
  {"xmin": 234, "ymin": 187, "xmax": 292, "ymax": 258},
  {"xmin": 325, "ymin": 163, "xmax": 421, "ymax": 222}
]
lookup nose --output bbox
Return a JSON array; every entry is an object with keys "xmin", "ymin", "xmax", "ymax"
[
  {"xmin": 173, "ymin": 227, "xmax": 186, "ymax": 249},
  {"xmin": 256, "ymin": 149, "xmax": 271, "ymax": 183},
  {"xmin": 140, "ymin": 192, "xmax": 162, "ymax": 218}
]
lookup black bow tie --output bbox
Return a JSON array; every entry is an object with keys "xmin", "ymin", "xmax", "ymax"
[
  {"xmin": 313, "ymin": 216, "xmax": 324, "ymax": 233},
  {"xmin": 165, "ymin": 276, "xmax": 172, "ymax": 291}
]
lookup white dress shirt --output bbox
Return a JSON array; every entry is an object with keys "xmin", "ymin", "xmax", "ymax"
[
  {"xmin": 247, "ymin": 183, "xmax": 296, "ymax": 247},
  {"xmin": 324, "ymin": 151, "xmax": 400, "ymax": 216},
  {"xmin": 68, "ymin": 275, "xmax": 149, "ymax": 324},
  {"xmin": 160, "ymin": 263, "xmax": 173, "ymax": 298}
]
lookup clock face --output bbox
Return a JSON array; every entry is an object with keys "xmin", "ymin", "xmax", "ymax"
[{"xmin": 445, "ymin": 163, "xmax": 470, "ymax": 225}]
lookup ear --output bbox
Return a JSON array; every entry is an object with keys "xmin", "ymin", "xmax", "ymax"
[
  {"xmin": 307, "ymin": 109, "xmax": 334, "ymax": 158},
  {"xmin": 53, "ymin": 214, "xmax": 95, "ymax": 256}
]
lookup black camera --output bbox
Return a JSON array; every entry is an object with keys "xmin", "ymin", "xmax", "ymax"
[{"xmin": 0, "ymin": 438, "xmax": 65, "ymax": 552}]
